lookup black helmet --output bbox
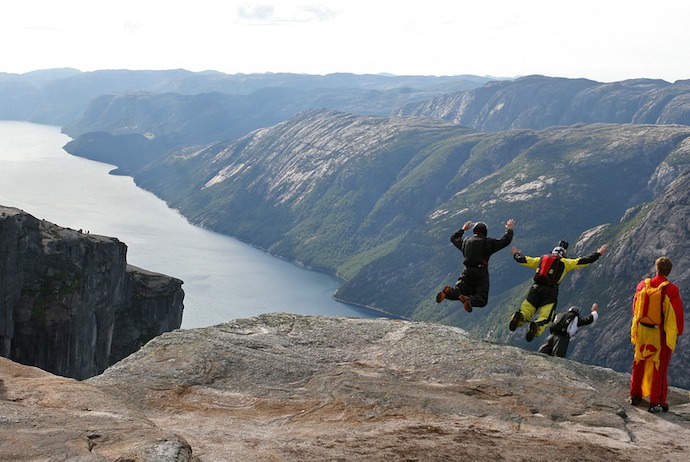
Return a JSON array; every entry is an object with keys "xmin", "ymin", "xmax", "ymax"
[
  {"xmin": 558, "ymin": 240, "xmax": 569, "ymax": 250},
  {"xmin": 473, "ymin": 222, "xmax": 487, "ymax": 236}
]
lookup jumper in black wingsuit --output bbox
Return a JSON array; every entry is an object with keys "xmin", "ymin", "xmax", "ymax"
[{"xmin": 435, "ymin": 219, "xmax": 515, "ymax": 313}]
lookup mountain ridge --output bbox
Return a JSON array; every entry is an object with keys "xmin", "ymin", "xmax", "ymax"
[{"xmin": 394, "ymin": 75, "xmax": 690, "ymax": 130}]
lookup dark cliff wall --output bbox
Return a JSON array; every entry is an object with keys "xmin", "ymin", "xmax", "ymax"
[
  {"xmin": 111, "ymin": 265, "xmax": 185, "ymax": 364},
  {"xmin": 0, "ymin": 205, "xmax": 184, "ymax": 379}
]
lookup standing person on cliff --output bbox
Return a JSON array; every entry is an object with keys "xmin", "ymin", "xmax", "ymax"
[
  {"xmin": 509, "ymin": 241, "xmax": 607, "ymax": 342},
  {"xmin": 629, "ymin": 256, "xmax": 684, "ymax": 413},
  {"xmin": 435, "ymin": 219, "xmax": 515, "ymax": 313}
]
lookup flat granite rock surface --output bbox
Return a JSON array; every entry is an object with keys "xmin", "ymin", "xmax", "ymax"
[{"xmin": 2, "ymin": 313, "xmax": 690, "ymax": 461}]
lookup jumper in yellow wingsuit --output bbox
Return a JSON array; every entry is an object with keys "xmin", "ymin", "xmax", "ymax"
[
  {"xmin": 508, "ymin": 240, "xmax": 608, "ymax": 342},
  {"xmin": 434, "ymin": 220, "xmax": 685, "ymax": 414}
]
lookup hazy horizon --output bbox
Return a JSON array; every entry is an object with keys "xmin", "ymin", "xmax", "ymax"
[{"xmin": 2, "ymin": 1, "xmax": 689, "ymax": 83}]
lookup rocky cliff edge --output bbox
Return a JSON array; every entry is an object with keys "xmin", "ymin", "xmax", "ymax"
[
  {"xmin": 0, "ymin": 205, "xmax": 184, "ymax": 380},
  {"xmin": 2, "ymin": 313, "xmax": 689, "ymax": 461}
]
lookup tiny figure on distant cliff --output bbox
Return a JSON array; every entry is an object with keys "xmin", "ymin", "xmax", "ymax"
[
  {"xmin": 538, "ymin": 303, "xmax": 599, "ymax": 357},
  {"xmin": 435, "ymin": 219, "xmax": 515, "ymax": 312},
  {"xmin": 509, "ymin": 241, "xmax": 607, "ymax": 342},
  {"xmin": 629, "ymin": 256, "xmax": 684, "ymax": 413}
]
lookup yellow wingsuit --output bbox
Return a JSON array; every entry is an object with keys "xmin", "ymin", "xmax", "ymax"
[{"xmin": 514, "ymin": 252, "xmax": 602, "ymax": 337}]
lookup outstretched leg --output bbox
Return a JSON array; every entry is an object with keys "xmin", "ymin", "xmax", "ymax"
[
  {"xmin": 467, "ymin": 268, "xmax": 489, "ymax": 308},
  {"xmin": 552, "ymin": 334, "xmax": 570, "ymax": 358},
  {"xmin": 534, "ymin": 302, "xmax": 556, "ymax": 337},
  {"xmin": 510, "ymin": 298, "xmax": 537, "ymax": 331},
  {"xmin": 538, "ymin": 334, "xmax": 556, "ymax": 355},
  {"xmin": 436, "ymin": 284, "xmax": 464, "ymax": 302},
  {"xmin": 435, "ymin": 284, "xmax": 473, "ymax": 312}
]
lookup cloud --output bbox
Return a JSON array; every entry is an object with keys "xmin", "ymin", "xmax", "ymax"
[
  {"xmin": 123, "ymin": 20, "xmax": 142, "ymax": 34},
  {"xmin": 302, "ymin": 4, "xmax": 338, "ymax": 21},
  {"xmin": 237, "ymin": 4, "xmax": 276, "ymax": 22},
  {"xmin": 236, "ymin": 2, "xmax": 337, "ymax": 24}
]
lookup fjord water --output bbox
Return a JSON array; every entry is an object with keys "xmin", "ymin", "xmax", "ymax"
[{"xmin": 0, "ymin": 121, "xmax": 380, "ymax": 327}]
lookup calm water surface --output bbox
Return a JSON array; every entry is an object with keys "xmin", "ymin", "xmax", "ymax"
[{"xmin": 0, "ymin": 121, "xmax": 381, "ymax": 327}]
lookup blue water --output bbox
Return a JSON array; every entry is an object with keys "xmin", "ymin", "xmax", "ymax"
[{"xmin": 0, "ymin": 121, "xmax": 382, "ymax": 328}]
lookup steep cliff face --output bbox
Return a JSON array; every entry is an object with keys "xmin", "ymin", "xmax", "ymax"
[
  {"xmin": 0, "ymin": 205, "xmax": 184, "ymax": 379},
  {"xmin": 110, "ymin": 265, "xmax": 186, "ymax": 365}
]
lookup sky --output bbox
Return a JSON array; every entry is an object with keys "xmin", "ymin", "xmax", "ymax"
[{"xmin": 2, "ymin": 0, "xmax": 689, "ymax": 83}]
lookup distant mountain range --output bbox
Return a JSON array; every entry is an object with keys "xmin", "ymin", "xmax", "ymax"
[
  {"xmin": 394, "ymin": 76, "xmax": 690, "ymax": 129},
  {"xmin": 0, "ymin": 68, "xmax": 489, "ymax": 127},
  {"xmin": 2, "ymin": 69, "xmax": 689, "ymax": 388}
]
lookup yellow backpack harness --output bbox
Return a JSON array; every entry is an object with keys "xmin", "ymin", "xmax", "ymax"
[{"xmin": 634, "ymin": 278, "xmax": 669, "ymax": 328}]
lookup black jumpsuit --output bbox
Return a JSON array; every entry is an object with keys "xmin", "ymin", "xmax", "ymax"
[{"xmin": 444, "ymin": 227, "xmax": 513, "ymax": 308}]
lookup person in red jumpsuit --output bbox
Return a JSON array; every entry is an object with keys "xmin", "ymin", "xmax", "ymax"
[{"xmin": 629, "ymin": 256, "xmax": 684, "ymax": 413}]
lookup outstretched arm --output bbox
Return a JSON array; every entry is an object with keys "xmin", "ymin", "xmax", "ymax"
[
  {"xmin": 577, "ymin": 303, "xmax": 599, "ymax": 327},
  {"xmin": 491, "ymin": 219, "xmax": 515, "ymax": 252},
  {"xmin": 510, "ymin": 246, "xmax": 535, "ymax": 265},
  {"xmin": 450, "ymin": 221, "xmax": 474, "ymax": 249},
  {"xmin": 570, "ymin": 244, "xmax": 608, "ymax": 267}
]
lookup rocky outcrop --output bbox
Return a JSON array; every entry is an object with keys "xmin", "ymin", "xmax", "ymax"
[
  {"xmin": 2, "ymin": 314, "xmax": 689, "ymax": 461},
  {"xmin": 110, "ymin": 265, "xmax": 186, "ymax": 365},
  {"xmin": 0, "ymin": 205, "xmax": 184, "ymax": 379},
  {"xmin": 0, "ymin": 356, "xmax": 198, "ymax": 462}
]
